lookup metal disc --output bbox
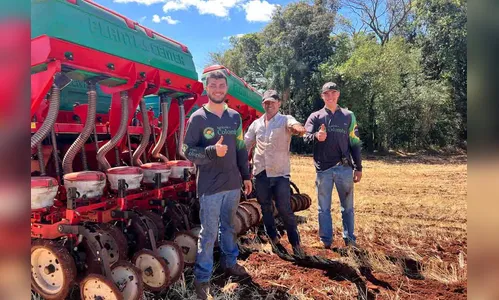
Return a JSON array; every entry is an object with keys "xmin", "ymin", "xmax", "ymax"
[
  {"xmin": 128, "ymin": 217, "xmax": 150, "ymax": 253},
  {"xmin": 173, "ymin": 232, "xmax": 198, "ymax": 266},
  {"xmin": 290, "ymin": 194, "xmax": 297, "ymax": 212},
  {"xmin": 110, "ymin": 260, "xmax": 143, "ymax": 300},
  {"xmin": 80, "ymin": 273, "xmax": 123, "ymax": 300},
  {"xmin": 234, "ymin": 215, "xmax": 243, "ymax": 236},
  {"xmin": 140, "ymin": 215, "xmax": 160, "ymax": 243},
  {"xmin": 31, "ymin": 239, "xmax": 76, "ymax": 300},
  {"xmin": 80, "ymin": 225, "xmax": 123, "ymax": 273},
  {"xmin": 246, "ymin": 201, "xmax": 262, "ymax": 222},
  {"xmin": 298, "ymin": 194, "xmax": 306, "ymax": 211},
  {"xmin": 303, "ymin": 193, "xmax": 312, "ymax": 209},
  {"xmin": 138, "ymin": 210, "xmax": 165, "ymax": 240},
  {"xmin": 97, "ymin": 223, "xmax": 129, "ymax": 260},
  {"xmin": 156, "ymin": 241, "xmax": 185, "ymax": 284},
  {"xmin": 292, "ymin": 194, "xmax": 302, "ymax": 211},
  {"xmin": 237, "ymin": 206, "xmax": 253, "ymax": 230},
  {"xmin": 132, "ymin": 249, "xmax": 169, "ymax": 292},
  {"xmin": 300, "ymin": 194, "xmax": 309, "ymax": 209},
  {"xmin": 163, "ymin": 201, "xmax": 191, "ymax": 237},
  {"xmin": 96, "ymin": 230, "xmax": 123, "ymax": 266},
  {"xmin": 300, "ymin": 194, "xmax": 308, "ymax": 210},
  {"xmin": 240, "ymin": 202, "xmax": 259, "ymax": 226},
  {"xmin": 189, "ymin": 226, "xmax": 201, "ymax": 239}
]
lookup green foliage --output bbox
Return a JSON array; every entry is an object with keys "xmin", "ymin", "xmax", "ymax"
[
  {"xmin": 208, "ymin": 0, "xmax": 466, "ymax": 153},
  {"xmin": 414, "ymin": 0, "xmax": 467, "ymax": 139},
  {"xmin": 321, "ymin": 34, "xmax": 459, "ymax": 151}
]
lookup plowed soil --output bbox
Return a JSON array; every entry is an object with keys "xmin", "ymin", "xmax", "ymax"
[{"xmin": 224, "ymin": 154, "xmax": 467, "ymax": 299}]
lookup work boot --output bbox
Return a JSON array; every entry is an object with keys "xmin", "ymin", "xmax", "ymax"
[
  {"xmin": 269, "ymin": 237, "xmax": 283, "ymax": 253},
  {"xmin": 225, "ymin": 263, "xmax": 250, "ymax": 279},
  {"xmin": 194, "ymin": 280, "xmax": 211, "ymax": 300},
  {"xmin": 292, "ymin": 245, "xmax": 306, "ymax": 258},
  {"xmin": 344, "ymin": 238, "xmax": 359, "ymax": 248},
  {"xmin": 270, "ymin": 237, "xmax": 281, "ymax": 246},
  {"xmin": 270, "ymin": 237, "xmax": 282, "ymax": 249}
]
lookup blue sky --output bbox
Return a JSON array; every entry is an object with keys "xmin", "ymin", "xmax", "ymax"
[{"xmin": 94, "ymin": 0, "xmax": 297, "ymax": 78}]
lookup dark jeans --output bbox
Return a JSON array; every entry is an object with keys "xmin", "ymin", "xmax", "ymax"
[{"xmin": 255, "ymin": 171, "xmax": 301, "ymax": 247}]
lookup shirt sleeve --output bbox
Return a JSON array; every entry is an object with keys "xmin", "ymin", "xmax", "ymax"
[
  {"xmin": 303, "ymin": 113, "xmax": 316, "ymax": 144},
  {"xmin": 182, "ymin": 115, "xmax": 217, "ymax": 165},
  {"xmin": 236, "ymin": 115, "xmax": 251, "ymax": 180},
  {"xmin": 348, "ymin": 112, "xmax": 362, "ymax": 172},
  {"xmin": 285, "ymin": 115, "xmax": 300, "ymax": 127},
  {"xmin": 244, "ymin": 121, "xmax": 257, "ymax": 151}
]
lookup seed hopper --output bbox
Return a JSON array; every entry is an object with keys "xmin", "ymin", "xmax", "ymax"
[{"xmin": 30, "ymin": 1, "xmax": 311, "ymax": 299}]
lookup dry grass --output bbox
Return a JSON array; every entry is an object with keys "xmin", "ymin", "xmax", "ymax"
[
  {"xmin": 141, "ymin": 154, "xmax": 467, "ymax": 300},
  {"xmin": 290, "ymin": 154, "xmax": 467, "ymax": 298},
  {"xmin": 31, "ymin": 154, "xmax": 466, "ymax": 300}
]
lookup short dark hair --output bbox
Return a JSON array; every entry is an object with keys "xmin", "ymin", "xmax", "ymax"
[{"xmin": 204, "ymin": 71, "xmax": 227, "ymax": 85}]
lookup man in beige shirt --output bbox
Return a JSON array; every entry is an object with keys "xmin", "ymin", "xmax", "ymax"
[{"xmin": 244, "ymin": 90, "xmax": 306, "ymax": 256}]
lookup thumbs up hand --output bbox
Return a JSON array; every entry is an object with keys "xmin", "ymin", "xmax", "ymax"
[
  {"xmin": 316, "ymin": 124, "xmax": 327, "ymax": 142},
  {"xmin": 215, "ymin": 136, "xmax": 228, "ymax": 157}
]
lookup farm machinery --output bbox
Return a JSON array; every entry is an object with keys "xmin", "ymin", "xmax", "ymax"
[{"xmin": 30, "ymin": 1, "xmax": 311, "ymax": 299}]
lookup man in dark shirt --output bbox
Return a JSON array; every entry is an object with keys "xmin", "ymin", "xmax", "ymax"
[
  {"xmin": 183, "ymin": 70, "xmax": 253, "ymax": 299},
  {"xmin": 304, "ymin": 82, "xmax": 363, "ymax": 249}
]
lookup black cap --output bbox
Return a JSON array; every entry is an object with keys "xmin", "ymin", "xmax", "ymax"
[
  {"xmin": 262, "ymin": 90, "xmax": 280, "ymax": 102},
  {"xmin": 321, "ymin": 82, "xmax": 339, "ymax": 93}
]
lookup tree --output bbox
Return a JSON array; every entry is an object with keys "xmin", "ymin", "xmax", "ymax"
[
  {"xmin": 208, "ymin": 34, "xmax": 268, "ymax": 91},
  {"xmin": 340, "ymin": 0, "xmax": 412, "ymax": 44},
  {"xmin": 321, "ymin": 33, "xmax": 459, "ymax": 151},
  {"xmin": 414, "ymin": 0, "xmax": 467, "ymax": 140}
]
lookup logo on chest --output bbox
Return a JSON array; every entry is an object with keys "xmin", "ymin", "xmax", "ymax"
[
  {"xmin": 217, "ymin": 126, "xmax": 237, "ymax": 136},
  {"xmin": 327, "ymin": 124, "xmax": 347, "ymax": 135},
  {"xmin": 203, "ymin": 127, "xmax": 215, "ymax": 139},
  {"xmin": 203, "ymin": 126, "xmax": 237, "ymax": 139}
]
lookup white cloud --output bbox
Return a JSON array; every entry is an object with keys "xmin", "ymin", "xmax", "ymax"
[
  {"xmin": 223, "ymin": 33, "xmax": 245, "ymax": 40},
  {"xmin": 139, "ymin": 16, "xmax": 147, "ymax": 22},
  {"xmin": 162, "ymin": 16, "xmax": 180, "ymax": 24},
  {"xmin": 163, "ymin": 0, "xmax": 240, "ymax": 18},
  {"xmin": 114, "ymin": 0, "xmax": 164, "ymax": 5},
  {"xmin": 152, "ymin": 14, "xmax": 161, "ymax": 23},
  {"xmin": 242, "ymin": 0, "xmax": 276, "ymax": 22},
  {"xmin": 152, "ymin": 14, "xmax": 180, "ymax": 24},
  {"xmin": 115, "ymin": 0, "xmax": 276, "ymax": 21}
]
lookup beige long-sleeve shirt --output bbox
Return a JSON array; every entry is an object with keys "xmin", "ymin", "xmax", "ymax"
[{"xmin": 244, "ymin": 113, "xmax": 300, "ymax": 177}]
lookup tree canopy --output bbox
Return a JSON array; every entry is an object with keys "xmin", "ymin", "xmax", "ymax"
[{"xmin": 208, "ymin": 0, "xmax": 467, "ymax": 153}]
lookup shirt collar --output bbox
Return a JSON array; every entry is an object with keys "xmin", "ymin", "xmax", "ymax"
[
  {"xmin": 323, "ymin": 105, "xmax": 341, "ymax": 114},
  {"xmin": 203, "ymin": 103, "xmax": 228, "ymax": 114},
  {"xmin": 263, "ymin": 112, "xmax": 281, "ymax": 122}
]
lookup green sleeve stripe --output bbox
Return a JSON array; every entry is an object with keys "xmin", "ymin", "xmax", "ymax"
[
  {"xmin": 236, "ymin": 115, "xmax": 245, "ymax": 150},
  {"xmin": 349, "ymin": 113, "xmax": 361, "ymax": 146}
]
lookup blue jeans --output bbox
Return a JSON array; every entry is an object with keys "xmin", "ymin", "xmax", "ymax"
[
  {"xmin": 194, "ymin": 189, "xmax": 240, "ymax": 283},
  {"xmin": 316, "ymin": 165, "xmax": 355, "ymax": 245},
  {"xmin": 255, "ymin": 171, "xmax": 300, "ymax": 247}
]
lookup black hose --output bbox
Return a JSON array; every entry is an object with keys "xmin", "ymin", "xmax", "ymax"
[
  {"xmin": 177, "ymin": 98, "xmax": 186, "ymax": 160},
  {"xmin": 51, "ymin": 129, "xmax": 62, "ymax": 181},
  {"xmin": 151, "ymin": 101, "xmax": 169, "ymax": 162},
  {"xmin": 62, "ymin": 83, "xmax": 97, "ymax": 174},
  {"xmin": 97, "ymin": 91, "xmax": 129, "ymax": 170},
  {"xmin": 31, "ymin": 84, "xmax": 60, "ymax": 149},
  {"xmin": 133, "ymin": 99, "xmax": 151, "ymax": 165},
  {"xmin": 37, "ymin": 143, "xmax": 45, "ymax": 175}
]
